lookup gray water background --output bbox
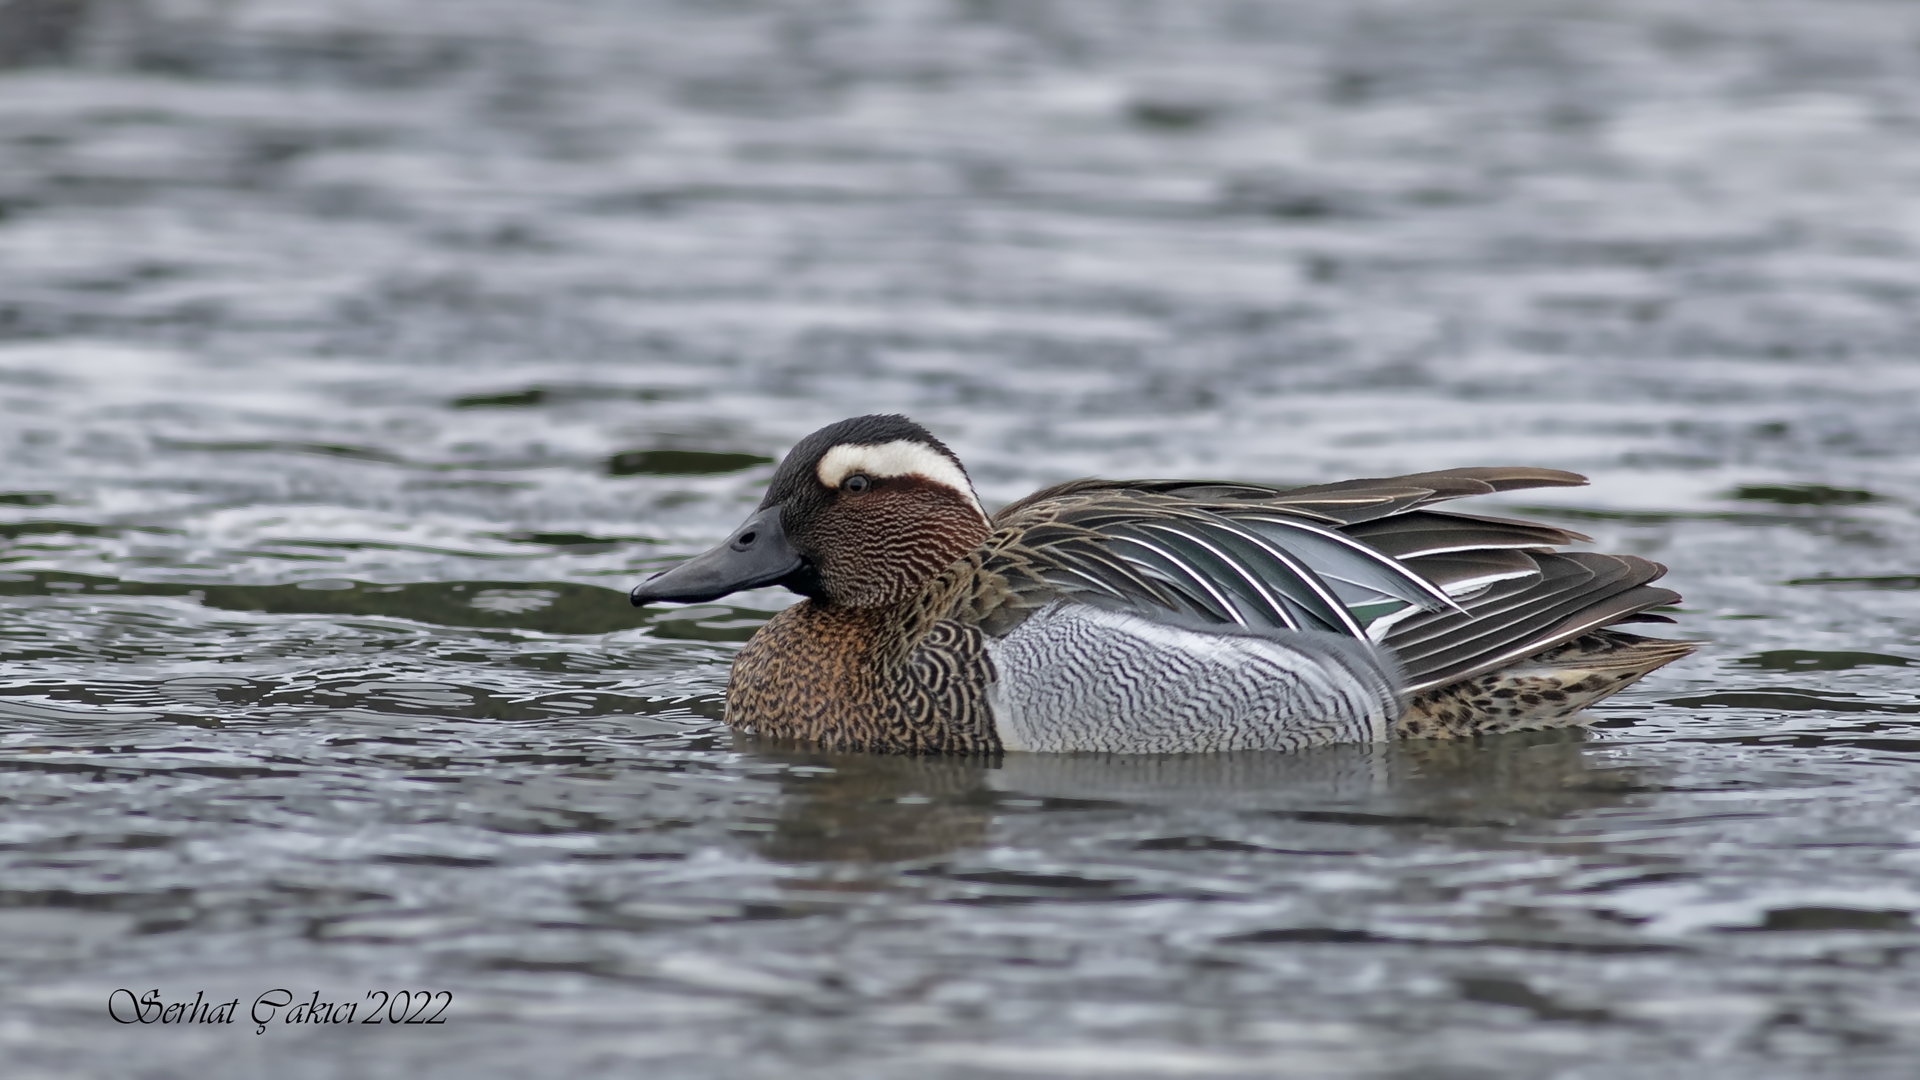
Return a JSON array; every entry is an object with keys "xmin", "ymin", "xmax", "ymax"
[{"xmin": 3, "ymin": 0, "xmax": 1920, "ymax": 1076}]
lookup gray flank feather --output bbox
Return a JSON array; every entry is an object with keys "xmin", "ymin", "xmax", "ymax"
[{"xmin": 986, "ymin": 603, "xmax": 1403, "ymax": 753}]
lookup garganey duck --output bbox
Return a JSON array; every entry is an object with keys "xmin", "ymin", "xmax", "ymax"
[{"xmin": 631, "ymin": 415, "xmax": 1697, "ymax": 754}]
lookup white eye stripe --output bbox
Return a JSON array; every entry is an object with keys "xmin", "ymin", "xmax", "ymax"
[{"xmin": 815, "ymin": 440, "xmax": 985, "ymax": 517}]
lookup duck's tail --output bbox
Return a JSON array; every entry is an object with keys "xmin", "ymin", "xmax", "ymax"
[{"xmin": 1393, "ymin": 630, "xmax": 1699, "ymax": 739}]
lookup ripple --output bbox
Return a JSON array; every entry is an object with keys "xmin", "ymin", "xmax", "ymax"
[
  {"xmin": 5, "ymin": 0, "xmax": 1920, "ymax": 1077},
  {"xmin": 0, "ymin": 571, "xmax": 767, "ymax": 638},
  {"xmin": 604, "ymin": 449, "xmax": 775, "ymax": 477}
]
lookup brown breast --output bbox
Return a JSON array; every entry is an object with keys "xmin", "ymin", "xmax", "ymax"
[{"xmin": 725, "ymin": 600, "xmax": 1000, "ymax": 754}]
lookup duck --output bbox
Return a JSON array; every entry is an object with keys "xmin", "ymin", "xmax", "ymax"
[{"xmin": 630, "ymin": 414, "xmax": 1698, "ymax": 755}]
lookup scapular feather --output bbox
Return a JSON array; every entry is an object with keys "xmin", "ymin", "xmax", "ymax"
[{"xmin": 975, "ymin": 469, "xmax": 1679, "ymax": 697}]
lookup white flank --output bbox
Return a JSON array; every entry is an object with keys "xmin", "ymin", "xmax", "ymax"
[{"xmin": 814, "ymin": 440, "xmax": 985, "ymax": 517}]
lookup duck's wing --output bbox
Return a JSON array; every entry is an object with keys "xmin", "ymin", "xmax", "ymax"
[
  {"xmin": 1378, "ymin": 551, "xmax": 1678, "ymax": 692},
  {"xmin": 981, "ymin": 471, "xmax": 1680, "ymax": 691},
  {"xmin": 993, "ymin": 468, "xmax": 1590, "ymax": 527},
  {"xmin": 981, "ymin": 482, "xmax": 1456, "ymax": 638}
]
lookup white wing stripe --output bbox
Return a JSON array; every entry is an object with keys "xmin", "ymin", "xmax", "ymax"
[
  {"xmin": 1104, "ymin": 534, "xmax": 1254, "ymax": 627},
  {"xmin": 1153, "ymin": 519, "xmax": 1364, "ymax": 638},
  {"xmin": 1131, "ymin": 521, "xmax": 1295, "ymax": 629},
  {"xmin": 1235, "ymin": 514, "xmax": 1462, "ymax": 612}
]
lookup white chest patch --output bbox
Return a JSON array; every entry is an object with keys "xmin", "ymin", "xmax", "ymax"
[{"xmin": 814, "ymin": 440, "xmax": 985, "ymax": 517}]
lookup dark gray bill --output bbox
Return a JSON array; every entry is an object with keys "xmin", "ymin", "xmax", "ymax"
[{"xmin": 629, "ymin": 505, "xmax": 803, "ymax": 606}]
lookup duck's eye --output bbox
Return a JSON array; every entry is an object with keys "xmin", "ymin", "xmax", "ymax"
[{"xmin": 843, "ymin": 474, "xmax": 872, "ymax": 494}]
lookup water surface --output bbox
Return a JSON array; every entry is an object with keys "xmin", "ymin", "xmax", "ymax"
[{"xmin": 3, "ymin": 1, "xmax": 1920, "ymax": 1076}]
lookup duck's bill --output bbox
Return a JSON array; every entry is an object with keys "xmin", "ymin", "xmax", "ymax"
[{"xmin": 629, "ymin": 504, "xmax": 805, "ymax": 607}]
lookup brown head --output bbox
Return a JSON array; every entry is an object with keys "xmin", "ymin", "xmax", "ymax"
[{"xmin": 630, "ymin": 415, "xmax": 993, "ymax": 610}]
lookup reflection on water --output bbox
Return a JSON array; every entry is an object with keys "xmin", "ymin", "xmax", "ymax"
[
  {"xmin": 0, "ymin": 569, "xmax": 764, "ymax": 640},
  {"xmin": 762, "ymin": 732, "xmax": 1650, "ymax": 865},
  {"xmin": 988, "ymin": 731, "xmax": 1631, "ymax": 821},
  {"xmin": 755, "ymin": 747, "xmax": 1001, "ymax": 864},
  {"xmin": 4, "ymin": 0, "xmax": 1920, "ymax": 1076}
]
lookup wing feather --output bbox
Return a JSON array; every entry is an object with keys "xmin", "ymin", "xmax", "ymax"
[
  {"xmin": 1132, "ymin": 520, "xmax": 1362, "ymax": 634},
  {"xmin": 1231, "ymin": 515, "xmax": 1463, "ymax": 611},
  {"xmin": 975, "ymin": 467, "xmax": 1684, "ymax": 694},
  {"xmin": 1100, "ymin": 531, "xmax": 1256, "ymax": 627},
  {"xmin": 1127, "ymin": 523, "xmax": 1300, "ymax": 629}
]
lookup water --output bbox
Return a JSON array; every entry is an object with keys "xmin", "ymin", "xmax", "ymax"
[{"xmin": 2, "ymin": 0, "xmax": 1919, "ymax": 1076}]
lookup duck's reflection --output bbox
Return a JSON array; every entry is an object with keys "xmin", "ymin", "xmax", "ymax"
[
  {"xmin": 749, "ymin": 744, "xmax": 999, "ymax": 863},
  {"xmin": 748, "ymin": 729, "xmax": 1654, "ymax": 864}
]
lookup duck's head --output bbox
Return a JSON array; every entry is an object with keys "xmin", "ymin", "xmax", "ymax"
[{"xmin": 630, "ymin": 414, "xmax": 992, "ymax": 610}]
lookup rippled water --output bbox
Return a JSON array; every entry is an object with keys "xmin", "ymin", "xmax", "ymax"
[{"xmin": 3, "ymin": 1, "xmax": 1920, "ymax": 1076}]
